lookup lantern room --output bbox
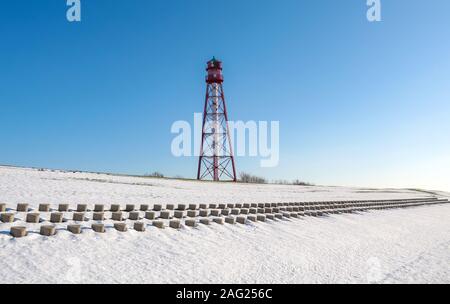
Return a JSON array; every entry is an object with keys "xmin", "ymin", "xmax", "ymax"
[{"xmin": 206, "ymin": 57, "xmax": 224, "ymax": 84}]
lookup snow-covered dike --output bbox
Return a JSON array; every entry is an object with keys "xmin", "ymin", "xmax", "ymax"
[{"xmin": 1, "ymin": 166, "xmax": 449, "ymax": 284}]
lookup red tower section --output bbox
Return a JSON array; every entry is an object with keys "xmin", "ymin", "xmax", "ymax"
[{"xmin": 197, "ymin": 57, "xmax": 237, "ymax": 182}]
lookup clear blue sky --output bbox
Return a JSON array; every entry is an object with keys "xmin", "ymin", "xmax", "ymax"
[{"xmin": 1, "ymin": 0, "xmax": 449, "ymax": 191}]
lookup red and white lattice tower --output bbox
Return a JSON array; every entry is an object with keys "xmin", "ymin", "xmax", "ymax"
[{"xmin": 197, "ymin": 57, "xmax": 237, "ymax": 182}]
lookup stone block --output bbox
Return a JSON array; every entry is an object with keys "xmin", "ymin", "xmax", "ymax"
[
  {"xmin": 93, "ymin": 212, "xmax": 104, "ymax": 221},
  {"xmin": 166, "ymin": 204, "xmax": 175, "ymax": 210},
  {"xmin": 17, "ymin": 203, "xmax": 29, "ymax": 212},
  {"xmin": 235, "ymin": 203, "xmax": 243, "ymax": 208},
  {"xmin": 185, "ymin": 219, "xmax": 197, "ymax": 227},
  {"xmin": 39, "ymin": 204, "xmax": 50, "ymax": 212},
  {"xmin": 134, "ymin": 222, "xmax": 146, "ymax": 232},
  {"xmin": 92, "ymin": 223, "xmax": 105, "ymax": 233},
  {"xmin": 1, "ymin": 213, "xmax": 14, "ymax": 223},
  {"xmin": 225, "ymin": 216, "xmax": 236, "ymax": 225},
  {"xmin": 257, "ymin": 215, "xmax": 266, "ymax": 222},
  {"xmin": 94, "ymin": 204, "xmax": 104, "ymax": 212},
  {"xmin": 218, "ymin": 204, "xmax": 226, "ymax": 209},
  {"xmin": 111, "ymin": 212, "xmax": 123, "ymax": 221},
  {"xmin": 114, "ymin": 223, "xmax": 127, "ymax": 232},
  {"xmin": 240, "ymin": 208, "xmax": 249, "ymax": 215},
  {"xmin": 73, "ymin": 212, "xmax": 85, "ymax": 222},
  {"xmin": 67, "ymin": 224, "xmax": 82, "ymax": 234},
  {"xmin": 264, "ymin": 208, "xmax": 273, "ymax": 214},
  {"xmin": 140, "ymin": 204, "xmax": 149, "ymax": 211},
  {"xmin": 208, "ymin": 204, "xmax": 217, "ymax": 209},
  {"xmin": 110, "ymin": 204, "xmax": 121, "ymax": 212},
  {"xmin": 210, "ymin": 209, "xmax": 221, "ymax": 216},
  {"xmin": 58, "ymin": 204, "xmax": 69, "ymax": 212},
  {"xmin": 26, "ymin": 213, "xmax": 40, "ymax": 223},
  {"xmin": 169, "ymin": 219, "xmax": 181, "ymax": 229},
  {"xmin": 200, "ymin": 218, "xmax": 211, "ymax": 225},
  {"xmin": 153, "ymin": 220, "xmax": 165, "ymax": 229},
  {"xmin": 10, "ymin": 226, "xmax": 27, "ymax": 238},
  {"xmin": 199, "ymin": 209, "xmax": 209, "ymax": 217},
  {"xmin": 249, "ymin": 208, "xmax": 257, "ymax": 214},
  {"xmin": 248, "ymin": 215, "xmax": 257, "ymax": 222},
  {"xmin": 237, "ymin": 216, "xmax": 247, "ymax": 224},
  {"xmin": 231, "ymin": 209, "xmax": 240, "ymax": 215},
  {"xmin": 177, "ymin": 204, "xmax": 187, "ymax": 211},
  {"xmin": 199, "ymin": 204, "xmax": 208, "ymax": 210},
  {"xmin": 40, "ymin": 225, "xmax": 56, "ymax": 236},
  {"xmin": 145, "ymin": 211, "xmax": 156, "ymax": 220},
  {"xmin": 266, "ymin": 214, "xmax": 275, "ymax": 220},
  {"xmin": 243, "ymin": 203, "xmax": 250, "ymax": 209},
  {"xmin": 189, "ymin": 204, "xmax": 197, "ymax": 210},
  {"xmin": 160, "ymin": 211, "xmax": 171, "ymax": 219},
  {"xmin": 275, "ymin": 213, "xmax": 283, "ymax": 219},
  {"xmin": 187, "ymin": 210, "xmax": 198, "ymax": 218},
  {"xmin": 221, "ymin": 209, "xmax": 230, "ymax": 216},
  {"xmin": 125, "ymin": 204, "xmax": 135, "ymax": 212},
  {"xmin": 50, "ymin": 212, "xmax": 64, "ymax": 223},
  {"xmin": 153, "ymin": 204, "xmax": 162, "ymax": 211},
  {"xmin": 77, "ymin": 204, "xmax": 87, "ymax": 212},
  {"xmin": 227, "ymin": 203, "xmax": 235, "ymax": 209},
  {"xmin": 0, "ymin": 203, "xmax": 5, "ymax": 212},
  {"xmin": 128, "ymin": 211, "xmax": 140, "ymax": 220},
  {"xmin": 213, "ymin": 217, "xmax": 224, "ymax": 225},
  {"xmin": 174, "ymin": 210, "xmax": 185, "ymax": 219}
]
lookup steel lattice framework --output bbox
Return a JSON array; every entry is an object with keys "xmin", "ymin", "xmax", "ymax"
[{"xmin": 197, "ymin": 58, "xmax": 237, "ymax": 182}]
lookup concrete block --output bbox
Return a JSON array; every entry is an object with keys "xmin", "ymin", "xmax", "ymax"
[
  {"xmin": 237, "ymin": 216, "xmax": 246, "ymax": 224},
  {"xmin": 282, "ymin": 212, "xmax": 291, "ymax": 218},
  {"xmin": 271, "ymin": 203, "xmax": 277, "ymax": 207},
  {"xmin": 153, "ymin": 204, "xmax": 162, "ymax": 211},
  {"xmin": 110, "ymin": 204, "xmax": 121, "ymax": 212},
  {"xmin": 166, "ymin": 204, "xmax": 175, "ymax": 210},
  {"xmin": 140, "ymin": 204, "xmax": 149, "ymax": 211},
  {"xmin": 235, "ymin": 203, "xmax": 243, "ymax": 208},
  {"xmin": 264, "ymin": 208, "xmax": 273, "ymax": 214},
  {"xmin": 222, "ymin": 209, "xmax": 231, "ymax": 216},
  {"xmin": 67, "ymin": 224, "xmax": 81, "ymax": 234},
  {"xmin": 265, "ymin": 203, "xmax": 271, "ymax": 208},
  {"xmin": 248, "ymin": 215, "xmax": 257, "ymax": 222},
  {"xmin": 169, "ymin": 219, "xmax": 181, "ymax": 229},
  {"xmin": 209, "ymin": 204, "xmax": 217, "ymax": 209},
  {"xmin": 94, "ymin": 204, "xmax": 104, "ymax": 212},
  {"xmin": 250, "ymin": 203, "xmax": 258, "ymax": 208},
  {"xmin": 291, "ymin": 213, "xmax": 299, "ymax": 218},
  {"xmin": 0, "ymin": 203, "xmax": 5, "ymax": 212},
  {"xmin": 145, "ymin": 211, "xmax": 156, "ymax": 220},
  {"xmin": 40, "ymin": 225, "xmax": 56, "ymax": 236},
  {"xmin": 160, "ymin": 211, "xmax": 171, "ymax": 219},
  {"xmin": 280, "ymin": 207, "xmax": 286, "ymax": 211},
  {"xmin": 257, "ymin": 215, "xmax": 266, "ymax": 222},
  {"xmin": 187, "ymin": 210, "xmax": 198, "ymax": 218},
  {"xmin": 210, "ymin": 209, "xmax": 221, "ymax": 216},
  {"xmin": 152, "ymin": 220, "xmax": 165, "ymax": 229},
  {"xmin": 213, "ymin": 217, "xmax": 224, "ymax": 225},
  {"xmin": 218, "ymin": 204, "xmax": 226, "ymax": 209},
  {"xmin": 293, "ymin": 207, "xmax": 299, "ymax": 212},
  {"xmin": 111, "ymin": 212, "xmax": 123, "ymax": 221},
  {"xmin": 240, "ymin": 208, "xmax": 249, "ymax": 215},
  {"xmin": 189, "ymin": 204, "xmax": 197, "ymax": 210},
  {"xmin": 10, "ymin": 226, "xmax": 27, "ymax": 238},
  {"xmin": 92, "ymin": 223, "xmax": 105, "ymax": 233},
  {"xmin": 185, "ymin": 219, "xmax": 198, "ymax": 227},
  {"xmin": 50, "ymin": 212, "xmax": 64, "ymax": 223},
  {"xmin": 266, "ymin": 214, "xmax": 275, "ymax": 220},
  {"xmin": 277, "ymin": 203, "xmax": 283, "ymax": 207},
  {"xmin": 93, "ymin": 212, "xmax": 104, "ymax": 221},
  {"xmin": 1, "ymin": 213, "xmax": 14, "ymax": 223},
  {"xmin": 26, "ymin": 213, "xmax": 40, "ymax": 223},
  {"xmin": 243, "ymin": 203, "xmax": 251, "ymax": 208},
  {"xmin": 174, "ymin": 210, "xmax": 185, "ymax": 219},
  {"xmin": 231, "ymin": 209, "xmax": 240, "ymax": 215},
  {"xmin": 114, "ymin": 223, "xmax": 128, "ymax": 232},
  {"xmin": 128, "ymin": 211, "xmax": 140, "ymax": 220},
  {"xmin": 134, "ymin": 222, "xmax": 146, "ymax": 232},
  {"xmin": 249, "ymin": 208, "xmax": 257, "ymax": 214},
  {"xmin": 39, "ymin": 204, "xmax": 50, "ymax": 212},
  {"xmin": 288, "ymin": 203, "xmax": 295, "ymax": 206},
  {"xmin": 199, "ymin": 204, "xmax": 208, "ymax": 209},
  {"xmin": 199, "ymin": 209, "xmax": 209, "ymax": 217},
  {"xmin": 125, "ymin": 204, "xmax": 135, "ymax": 212},
  {"xmin": 258, "ymin": 203, "xmax": 265, "ymax": 208},
  {"xmin": 273, "ymin": 207, "xmax": 280, "ymax": 213},
  {"xmin": 17, "ymin": 203, "xmax": 29, "ymax": 212},
  {"xmin": 73, "ymin": 212, "xmax": 85, "ymax": 222},
  {"xmin": 77, "ymin": 204, "xmax": 87, "ymax": 212},
  {"xmin": 177, "ymin": 204, "xmax": 187, "ymax": 211},
  {"xmin": 286, "ymin": 207, "xmax": 293, "ymax": 212},
  {"xmin": 58, "ymin": 204, "xmax": 69, "ymax": 212},
  {"xmin": 200, "ymin": 218, "xmax": 211, "ymax": 225},
  {"xmin": 227, "ymin": 203, "xmax": 235, "ymax": 209},
  {"xmin": 225, "ymin": 216, "xmax": 236, "ymax": 224},
  {"xmin": 257, "ymin": 208, "xmax": 265, "ymax": 213},
  {"xmin": 275, "ymin": 213, "xmax": 283, "ymax": 219}
]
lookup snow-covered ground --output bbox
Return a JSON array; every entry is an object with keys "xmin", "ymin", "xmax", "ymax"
[{"xmin": 0, "ymin": 165, "xmax": 449, "ymax": 284}]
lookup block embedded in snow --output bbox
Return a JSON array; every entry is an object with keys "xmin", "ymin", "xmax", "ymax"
[
  {"xmin": 134, "ymin": 222, "xmax": 146, "ymax": 232},
  {"xmin": 92, "ymin": 223, "xmax": 105, "ymax": 233},
  {"xmin": 40, "ymin": 225, "xmax": 56, "ymax": 236},
  {"xmin": 282, "ymin": 212, "xmax": 291, "ymax": 218},
  {"xmin": 200, "ymin": 218, "xmax": 210, "ymax": 225},
  {"xmin": 128, "ymin": 212, "xmax": 140, "ymax": 220},
  {"xmin": 257, "ymin": 208, "xmax": 265, "ymax": 214},
  {"xmin": 50, "ymin": 212, "xmax": 64, "ymax": 223},
  {"xmin": 153, "ymin": 204, "xmax": 162, "ymax": 211},
  {"xmin": 10, "ymin": 226, "xmax": 27, "ymax": 238},
  {"xmin": 266, "ymin": 214, "xmax": 275, "ymax": 220},
  {"xmin": 169, "ymin": 219, "xmax": 181, "ymax": 229},
  {"xmin": 58, "ymin": 204, "xmax": 69, "ymax": 212},
  {"xmin": 185, "ymin": 219, "xmax": 197, "ymax": 227},
  {"xmin": 152, "ymin": 220, "xmax": 165, "ymax": 229},
  {"xmin": 250, "ymin": 203, "xmax": 257, "ymax": 208},
  {"xmin": 225, "ymin": 216, "xmax": 236, "ymax": 225},
  {"xmin": 111, "ymin": 212, "xmax": 123, "ymax": 221},
  {"xmin": 159, "ymin": 211, "xmax": 171, "ymax": 219},
  {"xmin": 257, "ymin": 215, "xmax": 266, "ymax": 222},
  {"xmin": 174, "ymin": 210, "xmax": 184, "ymax": 219},
  {"xmin": 265, "ymin": 208, "xmax": 273, "ymax": 214},
  {"xmin": 140, "ymin": 204, "xmax": 149, "ymax": 211},
  {"xmin": 218, "ymin": 204, "xmax": 226, "ymax": 209},
  {"xmin": 1, "ymin": 213, "xmax": 14, "ymax": 223},
  {"xmin": 210, "ymin": 209, "xmax": 221, "ymax": 216},
  {"xmin": 199, "ymin": 209, "xmax": 209, "ymax": 217},
  {"xmin": 248, "ymin": 215, "xmax": 257, "ymax": 222},
  {"xmin": 208, "ymin": 204, "xmax": 217, "ymax": 209},
  {"xmin": 243, "ymin": 203, "xmax": 250, "ymax": 209},
  {"xmin": 286, "ymin": 207, "xmax": 293, "ymax": 212},
  {"xmin": 231, "ymin": 209, "xmax": 240, "ymax": 215},
  {"xmin": 166, "ymin": 204, "xmax": 175, "ymax": 210},
  {"xmin": 94, "ymin": 204, "xmax": 104, "ymax": 212},
  {"xmin": 258, "ymin": 203, "xmax": 264, "ymax": 208},
  {"xmin": 110, "ymin": 204, "xmax": 121, "ymax": 212},
  {"xmin": 93, "ymin": 212, "xmax": 104, "ymax": 221},
  {"xmin": 249, "ymin": 208, "xmax": 257, "ymax": 214},
  {"xmin": 114, "ymin": 223, "xmax": 127, "ymax": 232},
  {"xmin": 125, "ymin": 204, "xmax": 135, "ymax": 212},
  {"xmin": 235, "ymin": 203, "xmax": 243, "ymax": 208},
  {"xmin": 240, "ymin": 208, "xmax": 249, "ymax": 215},
  {"xmin": 222, "ymin": 209, "xmax": 231, "ymax": 216},
  {"xmin": 38, "ymin": 204, "xmax": 50, "ymax": 212},
  {"xmin": 237, "ymin": 216, "xmax": 247, "ymax": 224},
  {"xmin": 0, "ymin": 203, "xmax": 6, "ymax": 212},
  {"xmin": 77, "ymin": 204, "xmax": 87, "ymax": 212},
  {"xmin": 188, "ymin": 204, "xmax": 197, "ymax": 210},
  {"xmin": 67, "ymin": 224, "xmax": 82, "ymax": 234},
  {"xmin": 17, "ymin": 203, "xmax": 28, "ymax": 212},
  {"xmin": 265, "ymin": 203, "xmax": 271, "ymax": 208},
  {"xmin": 73, "ymin": 212, "xmax": 85, "ymax": 222},
  {"xmin": 145, "ymin": 211, "xmax": 156, "ymax": 220},
  {"xmin": 26, "ymin": 213, "xmax": 40, "ymax": 223},
  {"xmin": 213, "ymin": 218, "xmax": 224, "ymax": 225},
  {"xmin": 199, "ymin": 204, "xmax": 208, "ymax": 209},
  {"xmin": 227, "ymin": 203, "xmax": 235, "ymax": 209},
  {"xmin": 177, "ymin": 204, "xmax": 187, "ymax": 211},
  {"xmin": 187, "ymin": 210, "xmax": 198, "ymax": 218}
]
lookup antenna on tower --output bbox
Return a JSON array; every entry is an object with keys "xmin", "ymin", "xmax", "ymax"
[{"xmin": 197, "ymin": 57, "xmax": 237, "ymax": 182}]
